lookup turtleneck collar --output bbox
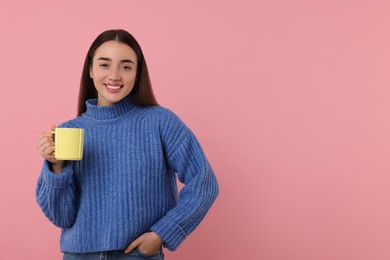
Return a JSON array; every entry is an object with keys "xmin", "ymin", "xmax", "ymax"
[{"xmin": 83, "ymin": 98, "xmax": 135, "ymax": 120}]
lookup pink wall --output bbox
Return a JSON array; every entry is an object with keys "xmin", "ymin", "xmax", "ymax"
[{"xmin": 1, "ymin": 1, "xmax": 389, "ymax": 259}]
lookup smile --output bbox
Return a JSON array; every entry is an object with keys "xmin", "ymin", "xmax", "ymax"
[{"xmin": 105, "ymin": 84, "xmax": 123, "ymax": 90}]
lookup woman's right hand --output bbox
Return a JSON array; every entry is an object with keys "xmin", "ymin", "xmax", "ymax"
[{"xmin": 37, "ymin": 124, "xmax": 65, "ymax": 173}]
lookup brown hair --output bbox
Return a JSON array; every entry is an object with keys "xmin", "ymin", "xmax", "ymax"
[{"xmin": 77, "ymin": 29, "xmax": 158, "ymax": 116}]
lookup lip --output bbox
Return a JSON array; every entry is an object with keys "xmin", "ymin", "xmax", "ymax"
[{"xmin": 104, "ymin": 84, "xmax": 123, "ymax": 93}]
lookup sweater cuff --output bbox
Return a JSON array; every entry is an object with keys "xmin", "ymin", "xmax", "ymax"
[
  {"xmin": 42, "ymin": 160, "xmax": 74, "ymax": 189},
  {"xmin": 151, "ymin": 216, "xmax": 187, "ymax": 251}
]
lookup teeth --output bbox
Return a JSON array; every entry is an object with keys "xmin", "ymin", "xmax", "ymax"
[{"xmin": 106, "ymin": 85, "xmax": 121, "ymax": 90}]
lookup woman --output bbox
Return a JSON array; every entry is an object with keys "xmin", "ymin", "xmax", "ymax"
[{"xmin": 36, "ymin": 29, "xmax": 219, "ymax": 260}]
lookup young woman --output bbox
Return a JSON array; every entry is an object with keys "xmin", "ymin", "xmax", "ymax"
[{"xmin": 36, "ymin": 29, "xmax": 219, "ymax": 260}]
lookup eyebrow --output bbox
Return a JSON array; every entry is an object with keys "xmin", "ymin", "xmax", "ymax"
[{"xmin": 97, "ymin": 57, "xmax": 135, "ymax": 64}]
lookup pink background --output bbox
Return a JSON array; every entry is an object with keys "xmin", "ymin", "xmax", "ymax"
[{"xmin": 0, "ymin": 0, "xmax": 389, "ymax": 259}]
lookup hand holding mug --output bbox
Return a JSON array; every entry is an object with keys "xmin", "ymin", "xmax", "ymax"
[
  {"xmin": 37, "ymin": 125, "xmax": 85, "ymax": 173},
  {"xmin": 37, "ymin": 125, "xmax": 65, "ymax": 173}
]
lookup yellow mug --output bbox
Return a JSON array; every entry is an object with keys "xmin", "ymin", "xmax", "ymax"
[{"xmin": 51, "ymin": 128, "xmax": 85, "ymax": 160}]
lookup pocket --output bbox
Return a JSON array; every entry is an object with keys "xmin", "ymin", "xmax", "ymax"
[{"xmin": 134, "ymin": 248, "xmax": 161, "ymax": 259}]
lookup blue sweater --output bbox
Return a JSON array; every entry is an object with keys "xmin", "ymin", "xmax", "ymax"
[{"xmin": 36, "ymin": 98, "xmax": 219, "ymax": 253}]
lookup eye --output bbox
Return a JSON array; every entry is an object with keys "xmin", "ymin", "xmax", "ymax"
[
  {"xmin": 99, "ymin": 63, "xmax": 109, "ymax": 68},
  {"xmin": 122, "ymin": 65, "xmax": 132, "ymax": 70}
]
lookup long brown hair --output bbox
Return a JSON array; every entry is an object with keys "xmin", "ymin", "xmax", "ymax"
[{"xmin": 77, "ymin": 29, "xmax": 158, "ymax": 116}]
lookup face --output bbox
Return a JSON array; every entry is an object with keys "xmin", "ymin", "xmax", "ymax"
[{"xmin": 90, "ymin": 41, "xmax": 138, "ymax": 106}]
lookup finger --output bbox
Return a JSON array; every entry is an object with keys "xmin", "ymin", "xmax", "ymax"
[
  {"xmin": 41, "ymin": 146, "xmax": 55, "ymax": 159},
  {"xmin": 38, "ymin": 138, "xmax": 54, "ymax": 152},
  {"xmin": 38, "ymin": 134, "xmax": 54, "ymax": 146},
  {"xmin": 39, "ymin": 133, "xmax": 53, "ymax": 141},
  {"xmin": 51, "ymin": 124, "xmax": 56, "ymax": 132},
  {"xmin": 38, "ymin": 141, "xmax": 53, "ymax": 153},
  {"xmin": 38, "ymin": 136, "xmax": 50, "ymax": 147},
  {"xmin": 124, "ymin": 237, "xmax": 142, "ymax": 254},
  {"xmin": 38, "ymin": 137, "xmax": 54, "ymax": 152},
  {"xmin": 42, "ymin": 142, "xmax": 55, "ymax": 154}
]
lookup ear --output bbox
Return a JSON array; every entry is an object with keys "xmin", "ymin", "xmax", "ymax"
[{"xmin": 89, "ymin": 66, "xmax": 93, "ymax": 78}]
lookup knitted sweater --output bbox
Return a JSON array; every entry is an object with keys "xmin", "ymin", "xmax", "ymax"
[{"xmin": 36, "ymin": 98, "xmax": 219, "ymax": 253}]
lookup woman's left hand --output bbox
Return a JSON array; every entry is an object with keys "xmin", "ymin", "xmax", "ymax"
[{"xmin": 124, "ymin": 231, "xmax": 163, "ymax": 255}]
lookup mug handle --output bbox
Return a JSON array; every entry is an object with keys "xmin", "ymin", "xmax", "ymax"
[{"xmin": 50, "ymin": 131, "xmax": 56, "ymax": 156}]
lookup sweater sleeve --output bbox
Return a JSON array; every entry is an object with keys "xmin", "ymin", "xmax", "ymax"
[
  {"xmin": 35, "ymin": 160, "xmax": 79, "ymax": 228},
  {"xmin": 150, "ymin": 110, "xmax": 219, "ymax": 251}
]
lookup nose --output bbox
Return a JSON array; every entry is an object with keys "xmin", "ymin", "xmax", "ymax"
[{"xmin": 109, "ymin": 68, "xmax": 121, "ymax": 81}]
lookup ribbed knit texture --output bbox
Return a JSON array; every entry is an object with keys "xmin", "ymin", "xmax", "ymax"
[{"xmin": 36, "ymin": 98, "xmax": 219, "ymax": 253}]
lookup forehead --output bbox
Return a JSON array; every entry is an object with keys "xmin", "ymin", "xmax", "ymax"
[{"xmin": 93, "ymin": 41, "xmax": 137, "ymax": 62}]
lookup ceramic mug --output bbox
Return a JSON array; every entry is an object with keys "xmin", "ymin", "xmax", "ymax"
[{"xmin": 51, "ymin": 128, "xmax": 85, "ymax": 160}]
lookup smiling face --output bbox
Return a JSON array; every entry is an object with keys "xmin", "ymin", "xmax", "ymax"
[{"xmin": 89, "ymin": 40, "xmax": 138, "ymax": 106}]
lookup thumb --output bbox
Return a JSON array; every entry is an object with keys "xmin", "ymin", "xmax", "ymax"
[
  {"xmin": 51, "ymin": 124, "xmax": 57, "ymax": 132},
  {"xmin": 124, "ymin": 237, "xmax": 142, "ymax": 254}
]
